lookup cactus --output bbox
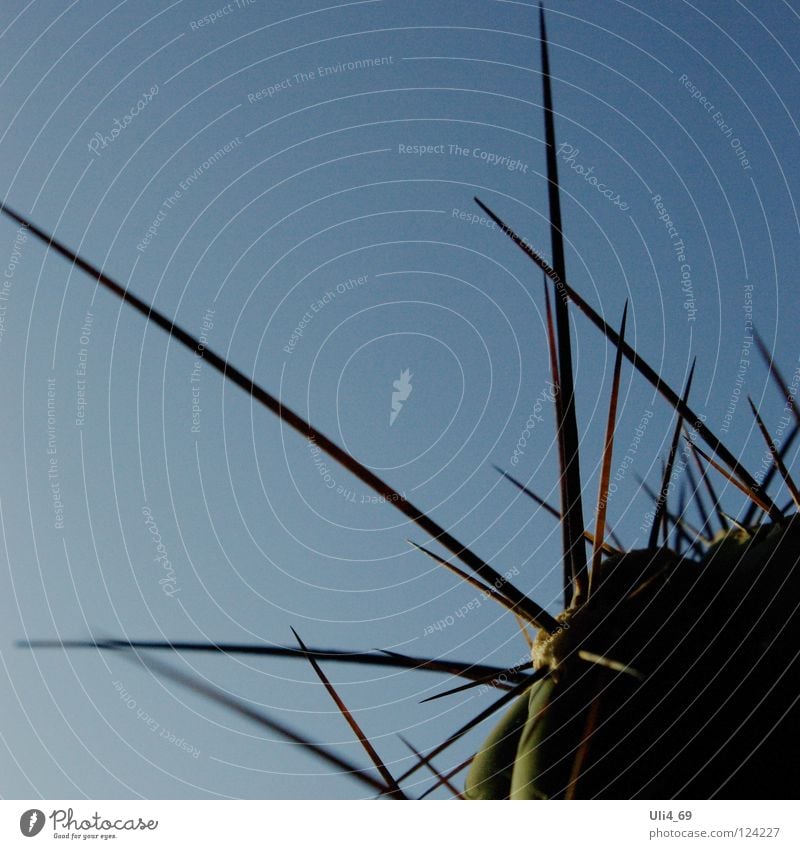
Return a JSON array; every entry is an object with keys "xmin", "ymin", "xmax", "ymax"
[
  {"xmin": 462, "ymin": 7, "xmax": 800, "ymax": 799},
  {"xmin": 8, "ymin": 6, "xmax": 800, "ymax": 800},
  {"xmin": 465, "ymin": 520, "xmax": 800, "ymax": 799}
]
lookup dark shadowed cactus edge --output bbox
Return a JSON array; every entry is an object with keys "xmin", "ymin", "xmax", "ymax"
[
  {"xmin": 6, "ymin": 4, "xmax": 800, "ymax": 800},
  {"xmin": 465, "ymin": 520, "xmax": 800, "ymax": 798},
  {"xmin": 462, "ymin": 7, "xmax": 800, "ymax": 799}
]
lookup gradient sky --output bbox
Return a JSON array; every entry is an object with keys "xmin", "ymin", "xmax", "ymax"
[{"xmin": 1, "ymin": 0, "xmax": 799, "ymax": 800}]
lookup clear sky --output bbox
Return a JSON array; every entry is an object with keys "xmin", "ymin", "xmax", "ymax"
[{"xmin": 1, "ymin": 0, "xmax": 798, "ymax": 800}]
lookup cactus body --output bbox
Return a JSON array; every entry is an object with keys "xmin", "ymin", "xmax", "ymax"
[{"xmin": 466, "ymin": 517, "xmax": 800, "ymax": 799}]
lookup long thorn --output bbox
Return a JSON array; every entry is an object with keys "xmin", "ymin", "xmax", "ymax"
[
  {"xmin": 396, "ymin": 672, "xmax": 543, "ymax": 784},
  {"xmin": 420, "ymin": 662, "xmax": 534, "ymax": 703},
  {"xmin": 472, "ymin": 197, "xmax": 769, "ymax": 506},
  {"xmin": 590, "ymin": 302, "xmax": 627, "ymax": 590},
  {"xmin": 743, "ymin": 420, "xmax": 800, "ymax": 526},
  {"xmin": 684, "ymin": 435, "xmax": 783, "ymax": 520},
  {"xmin": 399, "ymin": 736, "xmax": 462, "ymax": 798},
  {"xmin": 657, "ymin": 457, "xmax": 668, "ymax": 546},
  {"xmin": 514, "ymin": 613, "xmax": 535, "ymax": 651},
  {"xmin": 542, "ymin": 273, "xmax": 573, "ymax": 602},
  {"xmin": 578, "ymin": 650, "xmax": 645, "ymax": 681},
  {"xmin": 684, "ymin": 453, "xmax": 712, "ymax": 538},
  {"xmin": 407, "ymin": 541, "xmax": 554, "ymax": 629},
  {"xmin": 112, "ymin": 645, "xmax": 392, "ymax": 795},
  {"xmin": 494, "ymin": 467, "xmax": 619, "ymax": 554},
  {"xmin": 747, "ymin": 398, "xmax": 800, "ymax": 511},
  {"xmin": 744, "ymin": 328, "xmax": 800, "ymax": 526},
  {"xmin": 688, "ymin": 442, "xmax": 730, "ymax": 532},
  {"xmin": 291, "ymin": 628, "xmax": 406, "ymax": 799},
  {"xmin": 0, "ymin": 201, "xmax": 551, "ymax": 632},
  {"xmin": 418, "ymin": 755, "xmax": 475, "ymax": 800},
  {"xmin": 376, "ymin": 648, "xmax": 513, "ymax": 684},
  {"xmin": 649, "ymin": 359, "xmax": 696, "ymax": 548},
  {"xmin": 539, "ymin": 8, "xmax": 588, "ymax": 605},
  {"xmin": 674, "ymin": 481, "xmax": 691, "ymax": 553},
  {"xmin": 627, "ymin": 475, "xmax": 714, "ymax": 547},
  {"xmin": 753, "ymin": 328, "xmax": 800, "ymax": 427},
  {"xmin": 20, "ymin": 638, "xmax": 510, "ymax": 682},
  {"xmin": 719, "ymin": 510, "xmax": 750, "ymax": 533}
]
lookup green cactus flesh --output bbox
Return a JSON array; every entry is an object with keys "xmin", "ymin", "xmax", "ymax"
[{"xmin": 465, "ymin": 517, "xmax": 800, "ymax": 799}]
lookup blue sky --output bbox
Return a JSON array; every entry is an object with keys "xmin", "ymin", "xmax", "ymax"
[{"xmin": 1, "ymin": 0, "xmax": 799, "ymax": 799}]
